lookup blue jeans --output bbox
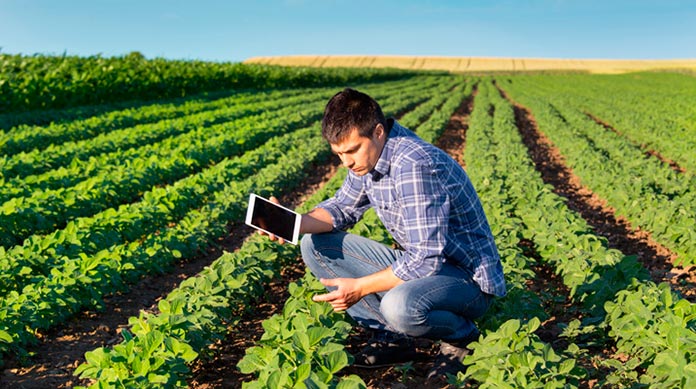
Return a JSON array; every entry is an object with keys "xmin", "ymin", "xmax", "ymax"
[{"xmin": 300, "ymin": 230, "xmax": 491, "ymax": 341}]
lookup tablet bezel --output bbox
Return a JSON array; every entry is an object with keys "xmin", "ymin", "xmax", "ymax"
[{"xmin": 245, "ymin": 193, "xmax": 301, "ymax": 245}]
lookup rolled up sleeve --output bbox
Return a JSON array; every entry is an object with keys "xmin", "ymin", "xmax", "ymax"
[{"xmin": 317, "ymin": 171, "xmax": 370, "ymax": 231}]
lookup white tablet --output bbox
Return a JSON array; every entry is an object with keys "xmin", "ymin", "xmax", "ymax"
[{"xmin": 245, "ymin": 193, "xmax": 301, "ymax": 245}]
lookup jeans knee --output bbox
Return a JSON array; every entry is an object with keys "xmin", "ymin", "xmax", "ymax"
[
  {"xmin": 380, "ymin": 288, "xmax": 425, "ymax": 337},
  {"xmin": 300, "ymin": 233, "xmax": 315, "ymax": 264},
  {"xmin": 301, "ymin": 233, "xmax": 330, "ymax": 269}
]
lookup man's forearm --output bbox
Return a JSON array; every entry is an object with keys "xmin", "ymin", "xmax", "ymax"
[
  {"xmin": 356, "ymin": 266, "xmax": 404, "ymax": 296},
  {"xmin": 301, "ymin": 207, "xmax": 334, "ymax": 234}
]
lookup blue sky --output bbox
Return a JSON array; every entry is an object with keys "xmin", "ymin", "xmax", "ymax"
[{"xmin": 1, "ymin": 0, "xmax": 694, "ymax": 62}]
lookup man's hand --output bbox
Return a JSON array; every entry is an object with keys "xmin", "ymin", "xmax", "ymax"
[
  {"xmin": 256, "ymin": 196, "xmax": 286, "ymax": 245},
  {"xmin": 312, "ymin": 268, "xmax": 404, "ymax": 312},
  {"xmin": 312, "ymin": 278, "xmax": 364, "ymax": 311}
]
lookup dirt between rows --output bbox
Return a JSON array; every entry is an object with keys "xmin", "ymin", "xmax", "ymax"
[{"xmin": 2, "ymin": 83, "xmax": 694, "ymax": 389}]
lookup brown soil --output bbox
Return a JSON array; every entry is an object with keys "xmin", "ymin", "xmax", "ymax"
[
  {"xmin": 434, "ymin": 87, "xmax": 475, "ymax": 168},
  {"xmin": 494, "ymin": 85, "xmax": 695, "ymax": 302}
]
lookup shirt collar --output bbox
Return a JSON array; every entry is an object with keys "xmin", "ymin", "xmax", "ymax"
[{"xmin": 371, "ymin": 118, "xmax": 401, "ymax": 179}]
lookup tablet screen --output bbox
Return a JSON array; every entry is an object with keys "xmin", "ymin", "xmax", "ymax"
[{"xmin": 245, "ymin": 194, "xmax": 301, "ymax": 244}]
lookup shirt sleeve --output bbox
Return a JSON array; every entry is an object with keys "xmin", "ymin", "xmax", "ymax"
[
  {"xmin": 316, "ymin": 170, "xmax": 371, "ymax": 230},
  {"xmin": 391, "ymin": 161, "xmax": 450, "ymax": 281}
]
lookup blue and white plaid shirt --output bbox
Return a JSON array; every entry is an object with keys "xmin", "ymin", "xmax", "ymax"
[{"xmin": 318, "ymin": 120, "xmax": 506, "ymax": 297}]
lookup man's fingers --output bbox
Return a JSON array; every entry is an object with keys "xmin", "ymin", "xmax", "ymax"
[
  {"xmin": 327, "ymin": 300, "xmax": 348, "ymax": 311},
  {"xmin": 269, "ymin": 196, "xmax": 280, "ymax": 204},
  {"xmin": 319, "ymin": 278, "xmax": 338, "ymax": 287},
  {"xmin": 312, "ymin": 290, "xmax": 340, "ymax": 302}
]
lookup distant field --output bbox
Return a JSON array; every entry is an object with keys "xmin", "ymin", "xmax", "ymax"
[{"xmin": 245, "ymin": 55, "xmax": 696, "ymax": 74}]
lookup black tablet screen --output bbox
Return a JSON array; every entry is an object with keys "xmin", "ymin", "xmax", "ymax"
[{"xmin": 250, "ymin": 196, "xmax": 297, "ymax": 242}]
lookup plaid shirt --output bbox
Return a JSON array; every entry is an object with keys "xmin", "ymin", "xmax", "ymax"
[{"xmin": 318, "ymin": 120, "xmax": 506, "ymax": 297}]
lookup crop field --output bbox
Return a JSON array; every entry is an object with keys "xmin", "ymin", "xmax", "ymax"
[
  {"xmin": 245, "ymin": 55, "xmax": 696, "ymax": 74},
  {"xmin": 0, "ymin": 54, "xmax": 694, "ymax": 388}
]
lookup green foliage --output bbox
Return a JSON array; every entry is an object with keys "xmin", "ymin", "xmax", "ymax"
[
  {"xmin": 464, "ymin": 79, "xmax": 696, "ymax": 386},
  {"xmin": 237, "ymin": 273, "xmax": 364, "ymax": 389},
  {"xmin": 457, "ymin": 318, "xmax": 586, "ymax": 388},
  {"xmin": 603, "ymin": 281, "xmax": 696, "ymax": 387},
  {"xmin": 0, "ymin": 52, "xmax": 416, "ymax": 115}
]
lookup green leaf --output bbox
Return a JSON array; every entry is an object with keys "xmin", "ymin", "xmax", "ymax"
[
  {"xmin": 0, "ymin": 329, "xmax": 14, "ymax": 343},
  {"xmin": 141, "ymin": 331, "xmax": 165, "ymax": 358},
  {"xmin": 293, "ymin": 331, "xmax": 311, "ymax": 353},
  {"xmin": 324, "ymin": 350, "xmax": 348, "ymax": 374},
  {"xmin": 294, "ymin": 362, "xmax": 311, "ymax": 383},
  {"xmin": 335, "ymin": 375, "xmax": 367, "ymax": 389}
]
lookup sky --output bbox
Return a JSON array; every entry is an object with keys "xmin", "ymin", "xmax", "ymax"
[{"xmin": 1, "ymin": 0, "xmax": 695, "ymax": 63}]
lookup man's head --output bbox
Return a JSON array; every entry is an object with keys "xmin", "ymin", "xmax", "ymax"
[
  {"xmin": 322, "ymin": 88, "xmax": 388, "ymax": 176},
  {"xmin": 321, "ymin": 88, "xmax": 386, "ymax": 144}
]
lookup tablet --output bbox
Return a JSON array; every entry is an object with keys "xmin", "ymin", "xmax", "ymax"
[{"xmin": 245, "ymin": 193, "xmax": 301, "ymax": 245}]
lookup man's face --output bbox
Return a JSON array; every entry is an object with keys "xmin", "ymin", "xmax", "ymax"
[{"xmin": 330, "ymin": 124, "xmax": 386, "ymax": 176}]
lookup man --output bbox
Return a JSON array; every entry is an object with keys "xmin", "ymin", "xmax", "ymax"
[{"xmin": 266, "ymin": 87, "xmax": 505, "ymax": 380}]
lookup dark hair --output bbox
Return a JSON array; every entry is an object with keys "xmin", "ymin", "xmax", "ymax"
[{"xmin": 321, "ymin": 88, "xmax": 386, "ymax": 144}]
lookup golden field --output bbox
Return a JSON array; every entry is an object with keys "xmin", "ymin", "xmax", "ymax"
[{"xmin": 244, "ymin": 55, "xmax": 696, "ymax": 74}]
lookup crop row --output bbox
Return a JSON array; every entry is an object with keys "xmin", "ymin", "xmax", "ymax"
[
  {"xmin": 0, "ymin": 77, "xmax": 446, "ymax": 297},
  {"xmin": 0, "ymin": 76, "xmax": 421, "ymax": 180},
  {"xmin": 0, "ymin": 124, "xmax": 322, "ymax": 297},
  {"xmin": 450, "ymin": 80, "xmax": 588, "ymax": 387},
  {"xmin": 0, "ymin": 76, "xmax": 431, "ymax": 203},
  {"xmin": 0, "ymin": 77, "xmax": 452, "ymax": 297},
  {"xmin": 0, "ymin": 87, "xmax": 306, "ymax": 156},
  {"xmin": 0, "ymin": 76, "xmax": 459, "ymax": 365},
  {"xmin": 0, "ymin": 124, "xmax": 331, "ymax": 363},
  {"xmin": 247, "ymin": 78, "xmax": 696, "ymax": 388},
  {"xmin": 0, "ymin": 99, "xmax": 326, "ymax": 247}
]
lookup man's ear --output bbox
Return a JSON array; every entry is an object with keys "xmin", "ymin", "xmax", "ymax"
[{"xmin": 375, "ymin": 123, "xmax": 385, "ymax": 140}]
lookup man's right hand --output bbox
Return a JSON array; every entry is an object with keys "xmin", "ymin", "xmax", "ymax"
[{"xmin": 257, "ymin": 195, "xmax": 286, "ymax": 245}]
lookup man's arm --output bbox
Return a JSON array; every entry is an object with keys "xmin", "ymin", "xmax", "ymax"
[{"xmin": 300, "ymin": 207, "xmax": 334, "ymax": 234}]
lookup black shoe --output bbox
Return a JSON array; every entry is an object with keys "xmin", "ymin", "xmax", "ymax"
[
  {"xmin": 426, "ymin": 330, "xmax": 480, "ymax": 381},
  {"xmin": 352, "ymin": 333, "xmax": 419, "ymax": 369}
]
